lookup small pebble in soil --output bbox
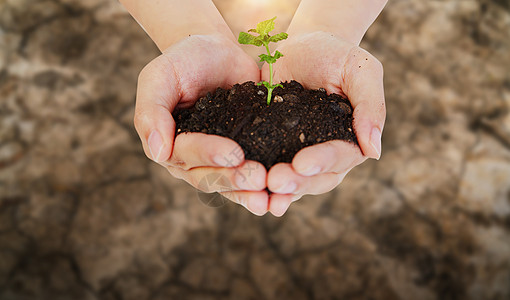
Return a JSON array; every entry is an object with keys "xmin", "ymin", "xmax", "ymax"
[
  {"xmin": 299, "ymin": 133, "xmax": 305, "ymax": 143},
  {"xmin": 195, "ymin": 97, "xmax": 207, "ymax": 110},
  {"xmin": 252, "ymin": 116, "xmax": 263, "ymax": 125},
  {"xmin": 282, "ymin": 94, "xmax": 299, "ymax": 102},
  {"xmin": 329, "ymin": 102, "xmax": 352, "ymax": 115},
  {"xmin": 283, "ymin": 116, "xmax": 300, "ymax": 130}
]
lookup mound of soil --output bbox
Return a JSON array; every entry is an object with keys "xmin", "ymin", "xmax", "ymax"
[{"xmin": 174, "ymin": 81, "xmax": 358, "ymax": 170}]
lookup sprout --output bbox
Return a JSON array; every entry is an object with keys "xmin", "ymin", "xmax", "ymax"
[{"xmin": 238, "ymin": 17, "xmax": 288, "ymax": 105}]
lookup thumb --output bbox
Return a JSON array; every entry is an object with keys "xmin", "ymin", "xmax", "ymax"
[
  {"xmin": 134, "ymin": 55, "xmax": 180, "ymax": 163},
  {"xmin": 343, "ymin": 47, "xmax": 386, "ymax": 160}
]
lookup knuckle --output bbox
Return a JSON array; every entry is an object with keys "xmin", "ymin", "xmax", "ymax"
[
  {"xmin": 138, "ymin": 58, "xmax": 160, "ymax": 82},
  {"xmin": 372, "ymin": 58, "xmax": 384, "ymax": 75},
  {"xmin": 337, "ymin": 174, "xmax": 346, "ymax": 185},
  {"xmin": 292, "ymin": 194, "xmax": 303, "ymax": 202},
  {"xmin": 187, "ymin": 174, "xmax": 200, "ymax": 190},
  {"xmin": 138, "ymin": 56, "xmax": 171, "ymax": 87},
  {"xmin": 364, "ymin": 53, "xmax": 383, "ymax": 75},
  {"xmin": 221, "ymin": 191, "xmax": 237, "ymax": 203},
  {"xmin": 142, "ymin": 149, "xmax": 153, "ymax": 161},
  {"xmin": 137, "ymin": 64, "xmax": 152, "ymax": 84},
  {"xmin": 233, "ymin": 192, "xmax": 246, "ymax": 206},
  {"xmin": 166, "ymin": 166, "xmax": 184, "ymax": 180},
  {"xmin": 168, "ymin": 158, "xmax": 190, "ymax": 171},
  {"xmin": 133, "ymin": 110, "xmax": 142, "ymax": 131},
  {"xmin": 357, "ymin": 47, "xmax": 383, "ymax": 74},
  {"xmin": 133, "ymin": 108, "xmax": 149, "ymax": 133},
  {"xmin": 379, "ymin": 100, "xmax": 387, "ymax": 117}
]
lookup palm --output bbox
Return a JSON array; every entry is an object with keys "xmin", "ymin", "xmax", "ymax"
[
  {"xmin": 259, "ymin": 32, "xmax": 386, "ymax": 213},
  {"xmin": 134, "ymin": 35, "xmax": 270, "ymax": 216},
  {"xmin": 262, "ymin": 32, "xmax": 362, "ymax": 98},
  {"xmin": 155, "ymin": 35, "xmax": 261, "ymax": 110}
]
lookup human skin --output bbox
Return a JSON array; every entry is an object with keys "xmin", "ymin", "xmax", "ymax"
[
  {"xmin": 121, "ymin": 0, "xmax": 387, "ymax": 217},
  {"xmin": 120, "ymin": 0, "xmax": 271, "ymax": 216},
  {"xmin": 261, "ymin": 0, "xmax": 388, "ymax": 216}
]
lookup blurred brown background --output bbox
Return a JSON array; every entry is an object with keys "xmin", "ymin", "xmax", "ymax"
[{"xmin": 1, "ymin": 0, "xmax": 510, "ymax": 299}]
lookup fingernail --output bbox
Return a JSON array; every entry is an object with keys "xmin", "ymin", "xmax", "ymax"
[
  {"xmin": 298, "ymin": 166, "xmax": 321, "ymax": 176},
  {"xmin": 148, "ymin": 130, "xmax": 164, "ymax": 162},
  {"xmin": 370, "ymin": 127, "xmax": 382, "ymax": 160},
  {"xmin": 275, "ymin": 181, "xmax": 296, "ymax": 194}
]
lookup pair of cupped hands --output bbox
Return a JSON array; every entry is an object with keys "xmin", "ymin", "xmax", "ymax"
[{"xmin": 134, "ymin": 31, "xmax": 386, "ymax": 217}]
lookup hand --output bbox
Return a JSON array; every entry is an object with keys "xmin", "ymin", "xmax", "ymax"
[
  {"xmin": 261, "ymin": 31, "xmax": 386, "ymax": 216},
  {"xmin": 134, "ymin": 34, "xmax": 269, "ymax": 216}
]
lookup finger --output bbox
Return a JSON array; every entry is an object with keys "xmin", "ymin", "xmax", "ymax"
[
  {"xmin": 268, "ymin": 194, "xmax": 292, "ymax": 217},
  {"xmin": 291, "ymin": 140, "xmax": 366, "ymax": 176},
  {"xmin": 267, "ymin": 163, "xmax": 349, "ymax": 195},
  {"xmin": 219, "ymin": 190, "xmax": 269, "ymax": 216},
  {"xmin": 167, "ymin": 133, "xmax": 245, "ymax": 169},
  {"xmin": 167, "ymin": 160, "xmax": 267, "ymax": 192},
  {"xmin": 343, "ymin": 47, "xmax": 386, "ymax": 160},
  {"xmin": 268, "ymin": 193, "xmax": 308, "ymax": 217},
  {"xmin": 134, "ymin": 55, "xmax": 181, "ymax": 163}
]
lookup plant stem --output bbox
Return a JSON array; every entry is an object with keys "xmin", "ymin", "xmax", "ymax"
[
  {"xmin": 265, "ymin": 44, "xmax": 273, "ymax": 105},
  {"xmin": 265, "ymin": 44, "xmax": 273, "ymax": 86}
]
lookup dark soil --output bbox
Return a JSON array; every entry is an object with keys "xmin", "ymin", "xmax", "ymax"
[{"xmin": 174, "ymin": 81, "xmax": 358, "ymax": 170}]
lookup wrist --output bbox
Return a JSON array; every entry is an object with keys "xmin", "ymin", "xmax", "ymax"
[
  {"xmin": 120, "ymin": 0, "xmax": 235, "ymax": 51},
  {"xmin": 154, "ymin": 28, "xmax": 235, "ymax": 52},
  {"xmin": 287, "ymin": 0, "xmax": 387, "ymax": 45},
  {"xmin": 160, "ymin": 33, "xmax": 238, "ymax": 54}
]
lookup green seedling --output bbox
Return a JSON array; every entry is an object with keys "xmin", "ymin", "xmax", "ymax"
[{"xmin": 238, "ymin": 17, "xmax": 288, "ymax": 105}]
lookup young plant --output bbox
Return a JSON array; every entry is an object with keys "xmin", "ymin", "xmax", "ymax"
[{"xmin": 238, "ymin": 17, "xmax": 288, "ymax": 105}]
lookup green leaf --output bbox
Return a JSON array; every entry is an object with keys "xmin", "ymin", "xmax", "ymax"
[
  {"xmin": 258, "ymin": 51, "xmax": 284, "ymax": 64},
  {"xmin": 273, "ymin": 83, "xmax": 284, "ymax": 89},
  {"xmin": 259, "ymin": 54, "xmax": 277, "ymax": 64},
  {"xmin": 238, "ymin": 32, "xmax": 263, "ymax": 46},
  {"xmin": 273, "ymin": 50, "xmax": 283, "ymax": 59},
  {"xmin": 254, "ymin": 35, "xmax": 268, "ymax": 46},
  {"xmin": 269, "ymin": 32, "xmax": 288, "ymax": 43},
  {"xmin": 257, "ymin": 81, "xmax": 272, "ymax": 89},
  {"xmin": 255, "ymin": 17, "xmax": 276, "ymax": 36}
]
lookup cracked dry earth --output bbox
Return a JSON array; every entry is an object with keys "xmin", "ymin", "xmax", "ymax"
[{"xmin": 1, "ymin": 0, "xmax": 510, "ymax": 299}]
